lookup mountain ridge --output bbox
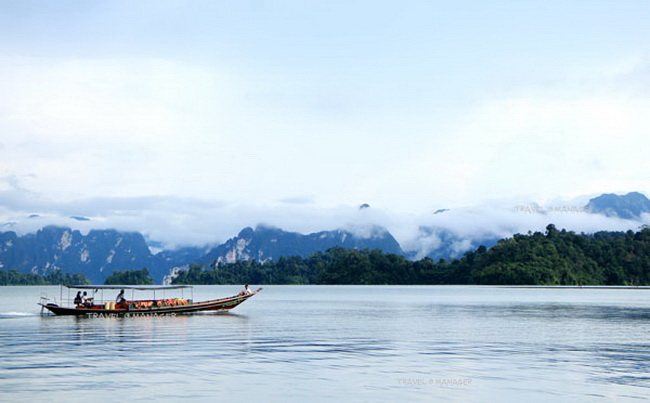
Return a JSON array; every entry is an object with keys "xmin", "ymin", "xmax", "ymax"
[
  {"xmin": 2, "ymin": 191, "xmax": 648, "ymax": 283},
  {"xmin": 0, "ymin": 224, "xmax": 403, "ymax": 284},
  {"xmin": 585, "ymin": 192, "xmax": 650, "ymax": 219}
]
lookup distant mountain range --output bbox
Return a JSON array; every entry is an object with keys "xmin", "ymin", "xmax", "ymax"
[
  {"xmin": 0, "ymin": 225, "xmax": 402, "ymax": 284},
  {"xmin": 200, "ymin": 225, "xmax": 402, "ymax": 265},
  {"xmin": 585, "ymin": 192, "xmax": 650, "ymax": 219},
  {"xmin": 1, "ymin": 192, "xmax": 648, "ymax": 284},
  {"xmin": 0, "ymin": 226, "xmax": 180, "ymax": 284}
]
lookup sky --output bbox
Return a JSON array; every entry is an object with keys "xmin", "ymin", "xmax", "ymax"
[{"xmin": 1, "ymin": 1, "xmax": 649, "ymax": 248}]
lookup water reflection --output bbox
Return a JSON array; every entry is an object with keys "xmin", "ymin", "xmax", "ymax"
[{"xmin": 36, "ymin": 312, "xmax": 253, "ymax": 348}]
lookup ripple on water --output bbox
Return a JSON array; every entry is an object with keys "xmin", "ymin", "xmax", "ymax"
[{"xmin": 2, "ymin": 285, "xmax": 650, "ymax": 402}]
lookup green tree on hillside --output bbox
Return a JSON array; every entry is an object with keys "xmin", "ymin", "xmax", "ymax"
[
  {"xmin": 104, "ymin": 268, "xmax": 153, "ymax": 285},
  {"xmin": 0, "ymin": 269, "xmax": 89, "ymax": 286}
]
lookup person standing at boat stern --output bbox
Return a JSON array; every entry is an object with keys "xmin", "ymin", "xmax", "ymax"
[{"xmin": 116, "ymin": 289, "xmax": 126, "ymax": 304}]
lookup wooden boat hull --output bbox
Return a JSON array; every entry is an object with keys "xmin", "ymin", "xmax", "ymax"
[{"xmin": 40, "ymin": 290, "xmax": 259, "ymax": 317}]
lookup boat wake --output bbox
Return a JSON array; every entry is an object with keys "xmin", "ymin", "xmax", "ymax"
[{"xmin": 0, "ymin": 312, "xmax": 38, "ymax": 319}]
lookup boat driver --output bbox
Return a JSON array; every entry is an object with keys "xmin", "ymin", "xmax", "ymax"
[{"xmin": 116, "ymin": 289, "xmax": 126, "ymax": 305}]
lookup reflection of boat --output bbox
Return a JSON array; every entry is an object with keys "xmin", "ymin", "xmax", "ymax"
[{"xmin": 39, "ymin": 285, "xmax": 261, "ymax": 317}]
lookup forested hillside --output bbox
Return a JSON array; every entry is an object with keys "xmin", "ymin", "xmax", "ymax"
[
  {"xmin": 0, "ymin": 269, "xmax": 89, "ymax": 286},
  {"xmin": 172, "ymin": 225, "xmax": 650, "ymax": 286}
]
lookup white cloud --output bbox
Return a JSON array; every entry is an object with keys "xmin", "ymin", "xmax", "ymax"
[
  {"xmin": 2, "ymin": 187, "xmax": 647, "ymax": 259},
  {"xmin": 1, "ymin": 169, "xmax": 648, "ymax": 256},
  {"xmin": 2, "ymin": 1, "xmax": 650, "ymax": 251},
  {"xmin": 379, "ymin": 92, "xmax": 650, "ymax": 210},
  {"xmin": 0, "ymin": 56, "xmax": 234, "ymax": 199}
]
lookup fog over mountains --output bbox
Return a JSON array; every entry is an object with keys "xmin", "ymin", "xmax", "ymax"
[{"xmin": 1, "ymin": 192, "xmax": 649, "ymax": 283}]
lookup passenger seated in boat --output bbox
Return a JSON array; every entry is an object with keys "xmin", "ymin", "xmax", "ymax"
[
  {"xmin": 115, "ymin": 289, "xmax": 126, "ymax": 305},
  {"xmin": 73, "ymin": 291, "xmax": 83, "ymax": 307},
  {"xmin": 238, "ymin": 284, "xmax": 253, "ymax": 296},
  {"xmin": 82, "ymin": 291, "xmax": 93, "ymax": 308}
]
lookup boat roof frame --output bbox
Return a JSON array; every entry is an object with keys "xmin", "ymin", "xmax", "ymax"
[{"xmin": 64, "ymin": 285, "xmax": 193, "ymax": 291}]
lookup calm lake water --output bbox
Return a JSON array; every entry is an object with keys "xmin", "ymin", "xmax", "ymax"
[{"xmin": 1, "ymin": 285, "xmax": 649, "ymax": 402}]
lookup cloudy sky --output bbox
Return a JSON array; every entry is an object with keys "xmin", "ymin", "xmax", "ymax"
[{"xmin": 1, "ymin": 1, "xmax": 649, "ymax": 247}]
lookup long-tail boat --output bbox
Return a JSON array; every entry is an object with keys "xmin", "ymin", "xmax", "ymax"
[{"xmin": 39, "ymin": 285, "xmax": 261, "ymax": 317}]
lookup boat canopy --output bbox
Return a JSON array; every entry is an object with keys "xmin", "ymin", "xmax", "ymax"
[{"xmin": 64, "ymin": 285, "xmax": 192, "ymax": 291}]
